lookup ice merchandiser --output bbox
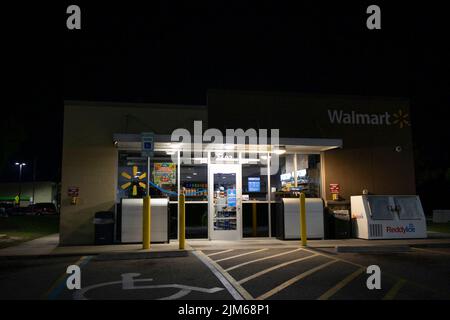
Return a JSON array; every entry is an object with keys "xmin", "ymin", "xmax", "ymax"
[{"xmin": 351, "ymin": 195, "xmax": 427, "ymax": 239}]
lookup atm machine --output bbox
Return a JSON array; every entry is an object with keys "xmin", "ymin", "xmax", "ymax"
[{"xmin": 351, "ymin": 195, "xmax": 427, "ymax": 239}]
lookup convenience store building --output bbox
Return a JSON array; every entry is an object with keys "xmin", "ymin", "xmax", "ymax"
[{"xmin": 60, "ymin": 90, "xmax": 415, "ymax": 245}]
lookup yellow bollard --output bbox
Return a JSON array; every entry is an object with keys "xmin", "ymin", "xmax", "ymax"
[
  {"xmin": 300, "ymin": 193, "xmax": 307, "ymax": 246},
  {"xmin": 179, "ymin": 193, "xmax": 186, "ymax": 250},
  {"xmin": 252, "ymin": 203, "xmax": 257, "ymax": 237},
  {"xmin": 143, "ymin": 195, "xmax": 151, "ymax": 249}
]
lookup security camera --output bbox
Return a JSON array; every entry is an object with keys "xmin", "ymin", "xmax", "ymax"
[{"xmin": 395, "ymin": 146, "xmax": 402, "ymax": 153}]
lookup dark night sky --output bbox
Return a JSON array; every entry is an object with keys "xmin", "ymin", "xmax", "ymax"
[{"xmin": 2, "ymin": 1, "xmax": 450, "ymax": 209}]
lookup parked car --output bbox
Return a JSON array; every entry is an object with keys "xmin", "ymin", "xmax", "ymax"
[
  {"xmin": 0, "ymin": 206, "xmax": 7, "ymax": 218},
  {"xmin": 0, "ymin": 203, "xmax": 15, "ymax": 216},
  {"xmin": 8, "ymin": 206, "xmax": 29, "ymax": 216},
  {"xmin": 27, "ymin": 203, "xmax": 58, "ymax": 215}
]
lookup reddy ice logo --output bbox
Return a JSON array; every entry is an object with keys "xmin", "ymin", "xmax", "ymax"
[{"xmin": 386, "ymin": 224, "xmax": 416, "ymax": 234}]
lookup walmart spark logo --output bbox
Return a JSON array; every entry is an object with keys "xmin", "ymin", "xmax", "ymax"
[
  {"xmin": 120, "ymin": 166, "xmax": 146, "ymax": 196},
  {"xmin": 392, "ymin": 109, "xmax": 410, "ymax": 129}
]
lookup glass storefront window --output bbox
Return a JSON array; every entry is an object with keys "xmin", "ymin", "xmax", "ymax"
[
  {"xmin": 180, "ymin": 163, "xmax": 208, "ymax": 238},
  {"xmin": 241, "ymin": 152, "xmax": 269, "ymax": 237},
  {"xmin": 151, "ymin": 151, "xmax": 178, "ymax": 201},
  {"xmin": 241, "ymin": 153, "xmax": 268, "ymax": 201},
  {"xmin": 117, "ymin": 150, "xmax": 178, "ymax": 202},
  {"xmin": 213, "ymin": 172, "xmax": 237, "ymax": 231},
  {"xmin": 117, "ymin": 152, "xmax": 148, "ymax": 201},
  {"xmin": 180, "ymin": 164, "xmax": 207, "ymax": 201},
  {"xmin": 270, "ymin": 153, "xmax": 286, "ymax": 192},
  {"xmin": 304, "ymin": 154, "xmax": 321, "ymax": 198},
  {"xmin": 117, "ymin": 147, "xmax": 322, "ymax": 241},
  {"xmin": 272, "ymin": 153, "xmax": 321, "ymax": 198}
]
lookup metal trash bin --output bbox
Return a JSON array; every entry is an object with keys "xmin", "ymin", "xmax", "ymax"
[
  {"xmin": 326, "ymin": 201, "xmax": 351, "ymax": 239},
  {"xmin": 93, "ymin": 211, "xmax": 115, "ymax": 244}
]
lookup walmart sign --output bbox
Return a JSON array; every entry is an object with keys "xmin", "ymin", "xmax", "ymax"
[{"xmin": 327, "ymin": 109, "xmax": 410, "ymax": 128}]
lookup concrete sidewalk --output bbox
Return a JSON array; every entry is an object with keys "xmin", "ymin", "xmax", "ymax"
[
  {"xmin": 0, "ymin": 234, "xmax": 190, "ymax": 258},
  {"xmin": 1, "ymin": 233, "xmax": 450, "ymax": 258},
  {"xmin": 187, "ymin": 236, "xmax": 450, "ymax": 250},
  {"xmin": 0, "ymin": 233, "xmax": 60, "ymax": 257}
]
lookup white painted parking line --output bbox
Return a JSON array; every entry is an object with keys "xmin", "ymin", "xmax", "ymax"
[
  {"xmin": 257, "ymin": 259, "xmax": 338, "ymax": 300},
  {"xmin": 214, "ymin": 248, "xmax": 268, "ymax": 263},
  {"xmin": 303, "ymin": 247, "xmax": 448, "ymax": 299},
  {"xmin": 238, "ymin": 254, "xmax": 319, "ymax": 285},
  {"xmin": 301, "ymin": 247, "xmax": 363, "ymax": 268},
  {"xmin": 193, "ymin": 251, "xmax": 249, "ymax": 300},
  {"xmin": 206, "ymin": 249, "xmax": 234, "ymax": 257},
  {"xmin": 46, "ymin": 255, "xmax": 93, "ymax": 300},
  {"xmin": 317, "ymin": 267, "xmax": 365, "ymax": 300},
  {"xmin": 226, "ymin": 248, "xmax": 304, "ymax": 272}
]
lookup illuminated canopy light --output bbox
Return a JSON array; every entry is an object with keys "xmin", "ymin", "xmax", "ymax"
[{"xmin": 274, "ymin": 149, "xmax": 286, "ymax": 155}]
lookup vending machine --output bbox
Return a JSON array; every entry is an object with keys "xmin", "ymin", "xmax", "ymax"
[{"xmin": 351, "ymin": 195, "xmax": 427, "ymax": 240}]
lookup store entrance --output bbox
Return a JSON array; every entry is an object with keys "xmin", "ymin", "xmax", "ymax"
[{"xmin": 209, "ymin": 164, "xmax": 242, "ymax": 240}]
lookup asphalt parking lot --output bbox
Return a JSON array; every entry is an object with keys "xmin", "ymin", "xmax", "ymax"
[
  {"xmin": 56, "ymin": 253, "xmax": 234, "ymax": 300},
  {"xmin": 0, "ymin": 245, "xmax": 449, "ymax": 300},
  {"xmin": 199, "ymin": 245, "xmax": 450, "ymax": 300}
]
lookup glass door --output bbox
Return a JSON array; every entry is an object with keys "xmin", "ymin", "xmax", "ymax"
[{"xmin": 209, "ymin": 164, "xmax": 242, "ymax": 240}]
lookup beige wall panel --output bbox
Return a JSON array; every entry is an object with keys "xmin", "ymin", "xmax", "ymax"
[{"xmin": 60, "ymin": 102, "xmax": 207, "ymax": 245}]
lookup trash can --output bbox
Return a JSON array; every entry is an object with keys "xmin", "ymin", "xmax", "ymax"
[
  {"xmin": 326, "ymin": 201, "xmax": 351, "ymax": 239},
  {"xmin": 93, "ymin": 211, "xmax": 115, "ymax": 245},
  {"xmin": 332, "ymin": 209, "xmax": 351, "ymax": 239}
]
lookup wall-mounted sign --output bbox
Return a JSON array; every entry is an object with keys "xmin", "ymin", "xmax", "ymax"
[
  {"xmin": 227, "ymin": 189, "xmax": 237, "ymax": 207},
  {"xmin": 328, "ymin": 109, "xmax": 410, "ymax": 128},
  {"xmin": 215, "ymin": 152, "xmax": 233, "ymax": 161},
  {"xmin": 68, "ymin": 186, "xmax": 79, "ymax": 197},
  {"xmin": 141, "ymin": 132, "xmax": 154, "ymax": 157},
  {"xmin": 154, "ymin": 162, "xmax": 176, "ymax": 186},
  {"xmin": 329, "ymin": 183, "xmax": 340, "ymax": 194}
]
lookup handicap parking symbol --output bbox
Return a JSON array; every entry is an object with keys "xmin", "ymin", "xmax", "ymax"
[{"xmin": 73, "ymin": 273, "xmax": 224, "ymax": 300}]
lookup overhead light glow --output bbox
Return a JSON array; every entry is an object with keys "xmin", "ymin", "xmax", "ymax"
[
  {"xmin": 224, "ymin": 144, "xmax": 235, "ymax": 150},
  {"xmin": 170, "ymin": 143, "xmax": 181, "ymax": 149},
  {"xmin": 193, "ymin": 158, "xmax": 208, "ymax": 164},
  {"xmin": 274, "ymin": 149, "xmax": 286, "ymax": 155},
  {"xmin": 241, "ymin": 158, "xmax": 260, "ymax": 163}
]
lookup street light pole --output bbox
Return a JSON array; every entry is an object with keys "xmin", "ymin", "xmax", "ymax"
[{"xmin": 15, "ymin": 162, "xmax": 26, "ymax": 207}]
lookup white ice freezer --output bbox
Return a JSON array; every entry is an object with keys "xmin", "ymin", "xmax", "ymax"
[{"xmin": 351, "ymin": 195, "xmax": 427, "ymax": 240}]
